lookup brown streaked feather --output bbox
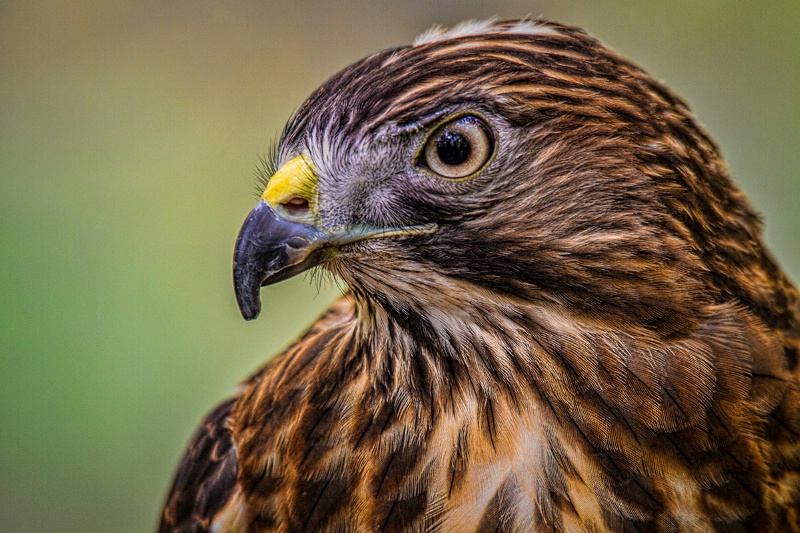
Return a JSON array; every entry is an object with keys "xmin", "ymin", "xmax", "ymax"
[
  {"xmin": 225, "ymin": 292, "xmax": 799, "ymax": 531},
  {"xmin": 158, "ymin": 298, "xmax": 357, "ymax": 533},
  {"xmin": 158, "ymin": 398, "xmax": 243, "ymax": 533}
]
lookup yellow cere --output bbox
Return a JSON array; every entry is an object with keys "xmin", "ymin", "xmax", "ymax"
[{"xmin": 261, "ymin": 155, "xmax": 318, "ymax": 210}]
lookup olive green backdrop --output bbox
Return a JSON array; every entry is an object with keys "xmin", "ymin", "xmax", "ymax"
[{"xmin": 1, "ymin": 1, "xmax": 797, "ymax": 531}]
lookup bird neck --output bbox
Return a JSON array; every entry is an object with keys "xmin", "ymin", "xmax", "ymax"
[
  {"xmin": 345, "ymin": 284, "xmax": 790, "ymax": 453},
  {"xmin": 347, "ymin": 280, "xmax": 583, "ymax": 407}
]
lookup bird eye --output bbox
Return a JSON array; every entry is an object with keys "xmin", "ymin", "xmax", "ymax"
[{"xmin": 418, "ymin": 115, "xmax": 494, "ymax": 180}]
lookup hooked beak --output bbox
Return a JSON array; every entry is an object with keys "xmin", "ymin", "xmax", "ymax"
[
  {"xmin": 232, "ymin": 155, "xmax": 437, "ymax": 320},
  {"xmin": 233, "ymin": 201, "xmax": 328, "ymax": 320}
]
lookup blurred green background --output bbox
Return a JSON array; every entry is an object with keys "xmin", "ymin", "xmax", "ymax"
[{"xmin": 1, "ymin": 1, "xmax": 797, "ymax": 531}]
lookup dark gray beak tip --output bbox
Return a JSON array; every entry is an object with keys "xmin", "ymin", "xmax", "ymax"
[
  {"xmin": 233, "ymin": 257, "xmax": 262, "ymax": 321},
  {"xmin": 232, "ymin": 201, "xmax": 326, "ymax": 321},
  {"xmin": 233, "ymin": 215, "xmax": 268, "ymax": 321}
]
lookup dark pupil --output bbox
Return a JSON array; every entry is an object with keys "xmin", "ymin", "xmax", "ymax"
[{"xmin": 436, "ymin": 131, "xmax": 471, "ymax": 166}]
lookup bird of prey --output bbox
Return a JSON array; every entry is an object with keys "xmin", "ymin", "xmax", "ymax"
[{"xmin": 159, "ymin": 19, "xmax": 800, "ymax": 532}]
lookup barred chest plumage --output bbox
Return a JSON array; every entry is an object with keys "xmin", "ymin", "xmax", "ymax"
[{"xmin": 225, "ymin": 293, "xmax": 797, "ymax": 532}]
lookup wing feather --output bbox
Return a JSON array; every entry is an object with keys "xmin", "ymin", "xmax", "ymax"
[{"xmin": 159, "ymin": 397, "xmax": 244, "ymax": 533}]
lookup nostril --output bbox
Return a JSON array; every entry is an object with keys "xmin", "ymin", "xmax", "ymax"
[{"xmin": 281, "ymin": 196, "xmax": 310, "ymax": 216}]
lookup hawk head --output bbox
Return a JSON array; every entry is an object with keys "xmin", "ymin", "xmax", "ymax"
[{"xmin": 233, "ymin": 20, "xmax": 786, "ymax": 340}]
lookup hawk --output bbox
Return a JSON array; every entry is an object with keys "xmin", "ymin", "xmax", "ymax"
[{"xmin": 159, "ymin": 19, "xmax": 800, "ymax": 532}]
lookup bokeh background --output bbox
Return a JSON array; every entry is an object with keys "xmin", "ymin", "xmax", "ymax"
[{"xmin": 1, "ymin": 1, "xmax": 797, "ymax": 531}]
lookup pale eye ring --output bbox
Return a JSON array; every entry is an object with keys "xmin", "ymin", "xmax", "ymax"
[{"xmin": 418, "ymin": 115, "xmax": 495, "ymax": 180}]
